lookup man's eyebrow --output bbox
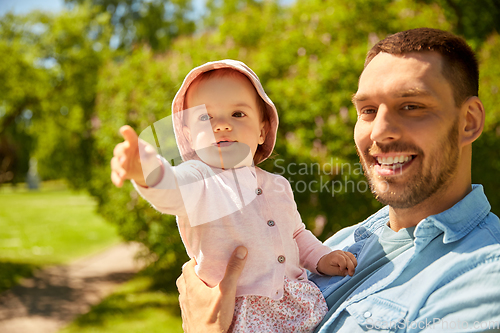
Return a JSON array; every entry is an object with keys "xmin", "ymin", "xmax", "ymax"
[
  {"xmin": 351, "ymin": 93, "xmax": 367, "ymax": 105},
  {"xmin": 395, "ymin": 88, "xmax": 433, "ymax": 98},
  {"xmin": 351, "ymin": 88, "xmax": 434, "ymax": 105}
]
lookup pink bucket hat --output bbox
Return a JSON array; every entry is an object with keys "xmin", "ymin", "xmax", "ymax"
[{"xmin": 171, "ymin": 59, "xmax": 279, "ymax": 165}]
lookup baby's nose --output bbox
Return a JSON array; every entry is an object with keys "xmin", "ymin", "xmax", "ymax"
[{"xmin": 213, "ymin": 119, "xmax": 232, "ymax": 132}]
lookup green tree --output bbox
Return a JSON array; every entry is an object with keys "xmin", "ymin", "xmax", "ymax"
[
  {"xmin": 65, "ymin": 0, "xmax": 197, "ymax": 50},
  {"xmin": 0, "ymin": 5, "xmax": 113, "ymax": 188},
  {"xmin": 472, "ymin": 32, "xmax": 500, "ymax": 213},
  {"xmin": 417, "ymin": 0, "xmax": 500, "ymax": 46},
  {"xmin": 31, "ymin": 5, "xmax": 113, "ymax": 188},
  {"xmin": 0, "ymin": 13, "xmax": 50, "ymax": 184}
]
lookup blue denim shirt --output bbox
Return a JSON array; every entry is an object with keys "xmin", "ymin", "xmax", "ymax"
[{"xmin": 310, "ymin": 185, "xmax": 500, "ymax": 332}]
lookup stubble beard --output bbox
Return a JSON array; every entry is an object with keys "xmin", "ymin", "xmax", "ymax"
[{"xmin": 358, "ymin": 118, "xmax": 460, "ymax": 209}]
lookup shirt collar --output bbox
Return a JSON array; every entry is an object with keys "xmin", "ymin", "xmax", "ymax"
[
  {"xmin": 354, "ymin": 185, "xmax": 491, "ymax": 244},
  {"xmin": 416, "ymin": 184, "xmax": 491, "ymax": 243},
  {"xmin": 354, "ymin": 206, "xmax": 389, "ymax": 242}
]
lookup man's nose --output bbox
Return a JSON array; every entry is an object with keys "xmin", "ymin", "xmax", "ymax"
[{"xmin": 370, "ymin": 105, "xmax": 402, "ymax": 143}]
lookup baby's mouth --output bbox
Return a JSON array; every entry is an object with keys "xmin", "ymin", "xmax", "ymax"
[{"xmin": 214, "ymin": 140, "xmax": 236, "ymax": 147}]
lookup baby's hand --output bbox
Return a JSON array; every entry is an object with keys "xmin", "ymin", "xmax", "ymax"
[
  {"xmin": 317, "ymin": 250, "xmax": 357, "ymax": 277},
  {"xmin": 111, "ymin": 125, "xmax": 160, "ymax": 188}
]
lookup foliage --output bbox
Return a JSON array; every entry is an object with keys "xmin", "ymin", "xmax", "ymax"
[
  {"xmin": 0, "ymin": 5, "xmax": 113, "ymax": 189},
  {"xmin": 472, "ymin": 33, "xmax": 500, "ymax": 212},
  {"xmin": 0, "ymin": 13, "xmax": 50, "ymax": 183},
  {"xmin": 64, "ymin": 0, "xmax": 197, "ymax": 51},
  {"xmin": 416, "ymin": 0, "xmax": 500, "ymax": 47}
]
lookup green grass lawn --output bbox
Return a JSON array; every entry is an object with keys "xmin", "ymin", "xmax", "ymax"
[
  {"xmin": 1, "ymin": 181, "xmax": 183, "ymax": 331},
  {"xmin": 59, "ymin": 275, "xmax": 183, "ymax": 333},
  {"xmin": 0, "ymin": 181, "xmax": 120, "ymax": 292}
]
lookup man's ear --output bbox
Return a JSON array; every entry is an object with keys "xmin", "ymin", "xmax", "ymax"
[
  {"xmin": 461, "ymin": 96, "xmax": 485, "ymax": 146},
  {"xmin": 183, "ymin": 126, "xmax": 193, "ymax": 148}
]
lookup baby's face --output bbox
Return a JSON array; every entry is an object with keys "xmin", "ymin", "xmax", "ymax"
[{"xmin": 183, "ymin": 74, "xmax": 266, "ymax": 168}]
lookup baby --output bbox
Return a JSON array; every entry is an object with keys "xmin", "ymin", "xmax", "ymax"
[{"xmin": 111, "ymin": 60, "xmax": 357, "ymax": 333}]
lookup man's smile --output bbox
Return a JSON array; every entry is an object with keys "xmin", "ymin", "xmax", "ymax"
[{"xmin": 370, "ymin": 154, "xmax": 417, "ymax": 176}]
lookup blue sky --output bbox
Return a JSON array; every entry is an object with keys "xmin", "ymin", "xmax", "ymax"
[
  {"xmin": 0, "ymin": 0, "xmax": 65, "ymax": 15},
  {"xmin": 0, "ymin": 0, "xmax": 294, "ymax": 17},
  {"xmin": 0, "ymin": 0, "xmax": 211, "ymax": 16}
]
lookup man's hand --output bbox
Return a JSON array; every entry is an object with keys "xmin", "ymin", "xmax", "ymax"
[
  {"xmin": 111, "ymin": 125, "xmax": 160, "ymax": 187},
  {"xmin": 317, "ymin": 250, "xmax": 357, "ymax": 277},
  {"xmin": 176, "ymin": 246, "xmax": 248, "ymax": 333}
]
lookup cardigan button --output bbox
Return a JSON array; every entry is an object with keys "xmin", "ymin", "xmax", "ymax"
[
  {"xmin": 277, "ymin": 255, "xmax": 286, "ymax": 263},
  {"xmin": 267, "ymin": 220, "xmax": 275, "ymax": 227},
  {"xmin": 256, "ymin": 188, "xmax": 263, "ymax": 195}
]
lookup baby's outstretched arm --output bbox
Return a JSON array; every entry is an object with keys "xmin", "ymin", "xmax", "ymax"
[
  {"xmin": 111, "ymin": 125, "xmax": 162, "ymax": 188},
  {"xmin": 317, "ymin": 250, "xmax": 357, "ymax": 277}
]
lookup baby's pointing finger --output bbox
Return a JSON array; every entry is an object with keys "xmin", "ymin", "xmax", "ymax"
[{"xmin": 120, "ymin": 125, "xmax": 138, "ymax": 149}]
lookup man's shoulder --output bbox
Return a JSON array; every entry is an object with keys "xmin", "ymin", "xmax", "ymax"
[
  {"xmin": 478, "ymin": 211, "xmax": 500, "ymax": 244},
  {"xmin": 457, "ymin": 210, "xmax": 500, "ymax": 250}
]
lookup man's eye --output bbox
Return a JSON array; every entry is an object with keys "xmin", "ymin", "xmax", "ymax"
[
  {"xmin": 402, "ymin": 104, "xmax": 420, "ymax": 111},
  {"xmin": 357, "ymin": 108, "xmax": 377, "ymax": 120},
  {"xmin": 232, "ymin": 111, "xmax": 246, "ymax": 118},
  {"xmin": 199, "ymin": 114, "xmax": 211, "ymax": 121},
  {"xmin": 360, "ymin": 108, "xmax": 377, "ymax": 115}
]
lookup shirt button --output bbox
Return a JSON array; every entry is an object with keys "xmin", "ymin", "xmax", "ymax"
[
  {"xmin": 364, "ymin": 311, "xmax": 372, "ymax": 318},
  {"xmin": 277, "ymin": 255, "xmax": 286, "ymax": 263},
  {"xmin": 267, "ymin": 220, "xmax": 275, "ymax": 227},
  {"xmin": 256, "ymin": 188, "xmax": 263, "ymax": 195}
]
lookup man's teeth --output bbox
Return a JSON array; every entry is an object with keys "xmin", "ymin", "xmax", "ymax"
[{"xmin": 376, "ymin": 155, "xmax": 413, "ymax": 165}]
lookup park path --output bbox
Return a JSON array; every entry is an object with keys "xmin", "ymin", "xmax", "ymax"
[{"xmin": 0, "ymin": 242, "xmax": 145, "ymax": 333}]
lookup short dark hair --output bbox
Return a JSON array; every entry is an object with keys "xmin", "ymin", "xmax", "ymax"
[{"xmin": 365, "ymin": 28, "xmax": 479, "ymax": 106}]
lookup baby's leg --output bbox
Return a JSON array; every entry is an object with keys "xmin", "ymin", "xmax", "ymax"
[{"xmin": 229, "ymin": 277, "xmax": 327, "ymax": 333}]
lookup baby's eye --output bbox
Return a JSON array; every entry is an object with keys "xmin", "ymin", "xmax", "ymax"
[
  {"xmin": 232, "ymin": 111, "xmax": 246, "ymax": 118},
  {"xmin": 199, "ymin": 113, "xmax": 212, "ymax": 121}
]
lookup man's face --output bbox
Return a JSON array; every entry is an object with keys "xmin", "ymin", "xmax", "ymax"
[
  {"xmin": 352, "ymin": 52, "xmax": 461, "ymax": 208},
  {"xmin": 183, "ymin": 74, "xmax": 266, "ymax": 168}
]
